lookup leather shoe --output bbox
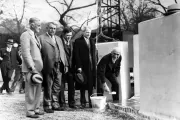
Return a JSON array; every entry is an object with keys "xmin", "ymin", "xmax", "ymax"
[
  {"xmin": 35, "ymin": 111, "xmax": 44, "ymax": 115},
  {"xmin": 0, "ymin": 88, "xmax": 3, "ymax": 94},
  {"xmin": 52, "ymin": 107, "xmax": 65, "ymax": 111},
  {"xmin": 44, "ymin": 109, "xmax": 54, "ymax": 113},
  {"xmin": 69, "ymin": 105, "xmax": 78, "ymax": 109},
  {"xmin": 80, "ymin": 103, "xmax": 86, "ymax": 109},
  {"xmin": 26, "ymin": 114, "xmax": 39, "ymax": 118}
]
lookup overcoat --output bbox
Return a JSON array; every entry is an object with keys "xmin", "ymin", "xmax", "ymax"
[{"xmin": 73, "ymin": 36, "xmax": 96, "ymax": 89}]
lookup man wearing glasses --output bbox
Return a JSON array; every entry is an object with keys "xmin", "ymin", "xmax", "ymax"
[{"xmin": 97, "ymin": 47, "xmax": 121, "ymax": 101}]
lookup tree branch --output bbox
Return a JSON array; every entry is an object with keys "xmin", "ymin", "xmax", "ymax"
[
  {"xmin": 65, "ymin": 15, "xmax": 77, "ymax": 22},
  {"xmin": 69, "ymin": 2, "xmax": 96, "ymax": 11},
  {"xmin": 148, "ymin": 0, "xmax": 167, "ymax": 13},
  {"xmin": 19, "ymin": 0, "xmax": 26, "ymax": 24},
  {"xmin": 45, "ymin": 0, "xmax": 61, "ymax": 16},
  {"xmin": 49, "ymin": 1, "xmax": 67, "ymax": 6}
]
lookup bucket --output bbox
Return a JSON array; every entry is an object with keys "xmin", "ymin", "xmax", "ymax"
[{"xmin": 90, "ymin": 93, "xmax": 107, "ymax": 112}]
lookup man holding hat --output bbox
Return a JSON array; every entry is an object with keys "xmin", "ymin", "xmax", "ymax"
[
  {"xmin": 20, "ymin": 17, "xmax": 44, "ymax": 118},
  {"xmin": 73, "ymin": 26, "xmax": 97, "ymax": 108},
  {"xmin": 0, "ymin": 39, "xmax": 22, "ymax": 94},
  {"xmin": 97, "ymin": 47, "xmax": 121, "ymax": 101}
]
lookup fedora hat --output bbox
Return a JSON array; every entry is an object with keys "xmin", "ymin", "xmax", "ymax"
[
  {"xmin": 6, "ymin": 39, "xmax": 14, "ymax": 45},
  {"xmin": 27, "ymin": 72, "xmax": 43, "ymax": 84},
  {"xmin": 75, "ymin": 71, "xmax": 87, "ymax": 84},
  {"xmin": 164, "ymin": 4, "xmax": 180, "ymax": 16}
]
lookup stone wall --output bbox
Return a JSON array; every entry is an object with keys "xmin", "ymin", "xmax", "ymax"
[{"xmin": 139, "ymin": 12, "xmax": 180, "ymax": 119}]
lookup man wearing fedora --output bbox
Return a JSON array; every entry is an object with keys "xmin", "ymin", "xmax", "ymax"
[
  {"xmin": 20, "ymin": 17, "xmax": 44, "ymax": 118},
  {"xmin": 73, "ymin": 26, "xmax": 97, "ymax": 108},
  {"xmin": 39, "ymin": 22, "xmax": 68, "ymax": 113},
  {"xmin": 0, "ymin": 39, "xmax": 22, "ymax": 94}
]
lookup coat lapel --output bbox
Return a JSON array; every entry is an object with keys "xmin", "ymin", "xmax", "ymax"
[
  {"xmin": 27, "ymin": 30, "xmax": 41, "ymax": 49},
  {"xmin": 44, "ymin": 34, "xmax": 55, "ymax": 47},
  {"xmin": 82, "ymin": 37, "xmax": 89, "ymax": 51}
]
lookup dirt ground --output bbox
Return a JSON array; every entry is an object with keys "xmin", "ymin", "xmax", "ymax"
[{"xmin": 0, "ymin": 82, "xmax": 136, "ymax": 120}]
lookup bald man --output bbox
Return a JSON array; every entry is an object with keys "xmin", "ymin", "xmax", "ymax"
[
  {"xmin": 97, "ymin": 47, "xmax": 121, "ymax": 101},
  {"xmin": 20, "ymin": 17, "xmax": 44, "ymax": 118}
]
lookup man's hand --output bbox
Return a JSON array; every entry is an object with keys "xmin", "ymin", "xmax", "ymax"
[
  {"xmin": 103, "ymin": 82, "xmax": 110, "ymax": 92},
  {"xmin": 77, "ymin": 68, "xmax": 82, "ymax": 73},
  {"xmin": 0, "ymin": 57, "xmax": 3, "ymax": 61},
  {"xmin": 30, "ymin": 68, "xmax": 39, "ymax": 74}
]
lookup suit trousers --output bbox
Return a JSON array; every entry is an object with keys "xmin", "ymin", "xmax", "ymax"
[
  {"xmin": 80, "ymin": 73, "xmax": 93, "ymax": 107},
  {"xmin": 1, "ymin": 64, "xmax": 13, "ymax": 92},
  {"xmin": 10, "ymin": 67, "xmax": 21, "ymax": 91},
  {"xmin": 43, "ymin": 63, "xmax": 62, "ymax": 109},
  {"xmin": 59, "ymin": 71, "xmax": 75, "ymax": 106},
  {"xmin": 106, "ymin": 73, "xmax": 119, "ymax": 101},
  {"xmin": 25, "ymin": 72, "xmax": 41, "ymax": 116}
]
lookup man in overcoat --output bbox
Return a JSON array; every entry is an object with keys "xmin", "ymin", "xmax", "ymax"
[
  {"xmin": 39, "ymin": 22, "xmax": 68, "ymax": 113},
  {"xmin": 73, "ymin": 26, "xmax": 97, "ymax": 108}
]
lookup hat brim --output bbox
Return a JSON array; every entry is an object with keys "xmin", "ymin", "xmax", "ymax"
[
  {"xmin": 6, "ymin": 42, "xmax": 14, "ymax": 45},
  {"xmin": 27, "ymin": 73, "xmax": 43, "ymax": 84},
  {"xmin": 164, "ymin": 11, "xmax": 180, "ymax": 16},
  {"xmin": 75, "ymin": 72, "xmax": 87, "ymax": 84}
]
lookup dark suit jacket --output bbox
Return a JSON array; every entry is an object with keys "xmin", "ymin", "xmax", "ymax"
[
  {"xmin": 0, "ymin": 47, "xmax": 22, "ymax": 69},
  {"xmin": 39, "ymin": 33, "xmax": 68, "ymax": 74},
  {"xmin": 73, "ymin": 36, "xmax": 97, "ymax": 88},
  {"xmin": 97, "ymin": 53, "xmax": 121, "ymax": 84},
  {"xmin": 61, "ymin": 36, "xmax": 74, "ymax": 70},
  {"xmin": 10, "ymin": 47, "xmax": 22, "ymax": 69}
]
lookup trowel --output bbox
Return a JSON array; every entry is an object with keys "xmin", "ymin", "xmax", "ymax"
[{"xmin": 108, "ymin": 91, "xmax": 116, "ymax": 94}]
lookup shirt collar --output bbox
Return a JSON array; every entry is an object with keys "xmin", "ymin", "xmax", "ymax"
[
  {"xmin": 28, "ymin": 29, "xmax": 35, "ymax": 37},
  {"xmin": 63, "ymin": 38, "xmax": 70, "ymax": 45},
  {"xmin": 46, "ymin": 32, "xmax": 55, "ymax": 39}
]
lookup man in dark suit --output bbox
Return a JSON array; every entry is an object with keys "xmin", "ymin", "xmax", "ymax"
[
  {"xmin": 0, "ymin": 39, "xmax": 22, "ymax": 94},
  {"xmin": 10, "ymin": 44, "xmax": 23, "ymax": 93},
  {"xmin": 59, "ymin": 27, "xmax": 78, "ymax": 109},
  {"xmin": 73, "ymin": 26, "xmax": 97, "ymax": 108},
  {"xmin": 39, "ymin": 22, "xmax": 68, "ymax": 113},
  {"xmin": 97, "ymin": 47, "xmax": 121, "ymax": 101}
]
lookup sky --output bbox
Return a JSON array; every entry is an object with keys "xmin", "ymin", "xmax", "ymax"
[
  {"xmin": 25, "ymin": 0, "xmax": 97, "ymax": 28},
  {"xmin": 1, "ymin": 0, "xmax": 180, "ymax": 30}
]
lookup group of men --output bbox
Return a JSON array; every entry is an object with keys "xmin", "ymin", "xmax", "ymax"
[{"xmin": 0, "ymin": 17, "xmax": 122, "ymax": 118}]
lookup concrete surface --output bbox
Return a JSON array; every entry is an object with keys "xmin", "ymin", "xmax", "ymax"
[
  {"xmin": 139, "ymin": 12, "xmax": 180, "ymax": 120},
  {"xmin": 133, "ymin": 35, "xmax": 140, "ymax": 97}
]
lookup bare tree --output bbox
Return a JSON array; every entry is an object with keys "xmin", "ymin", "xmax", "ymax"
[
  {"xmin": 45, "ymin": 0, "xmax": 96, "ymax": 27},
  {"xmin": 0, "ymin": 0, "xmax": 28, "ymax": 37},
  {"xmin": 120, "ymin": 0, "xmax": 158, "ymax": 34},
  {"xmin": 147, "ymin": 0, "xmax": 178, "ymax": 14}
]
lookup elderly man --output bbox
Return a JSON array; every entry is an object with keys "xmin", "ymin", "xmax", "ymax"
[
  {"xmin": 20, "ymin": 17, "xmax": 44, "ymax": 118},
  {"xmin": 97, "ymin": 47, "xmax": 121, "ymax": 101},
  {"xmin": 73, "ymin": 26, "xmax": 97, "ymax": 108},
  {"xmin": 39, "ymin": 22, "xmax": 68, "ymax": 113}
]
